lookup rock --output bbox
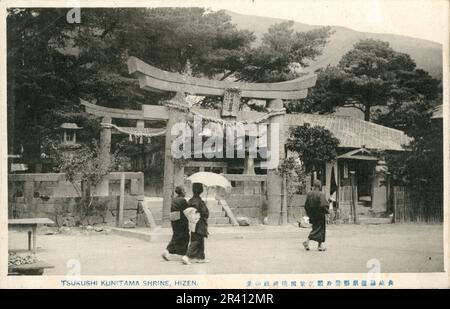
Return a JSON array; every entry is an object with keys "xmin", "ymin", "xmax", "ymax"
[
  {"xmin": 298, "ymin": 216, "xmax": 311, "ymax": 228},
  {"xmin": 42, "ymin": 227, "xmax": 58, "ymax": 235},
  {"xmin": 236, "ymin": 217, "xmax": 250, "ymax": 226},
  {"xmin": 62, "ymin": 216, "xmax": 76, "ymax": 227},
  {"xmin": 94, "ymin": 226, "xmax": 104, "ymax": 232},
  {"xmin": 263, "ymin": 216, "xmax": 269, "ymax": 225},
  {"xmin": 80, "ymin": 217, "xmax": 90, "ymax": 227},
  {"xmin": 58, "ymin": 227, "xmax": 71, "ymax": 234},
  {"xmin": 85, "ymin": 225, "xmax": 94, "ymax": 231},
  {"xmin": 122, "ymin": 220, "xmax": 136, "ymax": 228}
]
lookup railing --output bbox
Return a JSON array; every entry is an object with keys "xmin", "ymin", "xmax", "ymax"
[
  {"xmin": 222, "ymin": 174, "xmax": 267, "ymax": 195},
  {"xmin": 8, "ymin": 172, "xmax": 145, "ymax": 200}
]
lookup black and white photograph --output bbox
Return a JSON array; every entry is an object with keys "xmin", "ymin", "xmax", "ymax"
[{"xmin": 1, "ymin": 0, "xmax": 448, "ymax": 289}]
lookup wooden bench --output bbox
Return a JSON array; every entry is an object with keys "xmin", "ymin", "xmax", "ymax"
[
  {"xmin": 8, "ymin": 218, "xmax": 55, "ymax": 253},
  {"xmin": 8, "ymin": 261, "xmax": 55, "ymax": 276}
]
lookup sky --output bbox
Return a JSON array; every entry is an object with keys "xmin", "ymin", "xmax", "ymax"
[{"xmin": 147, "ymin": 0, "xmax": 448, "ymax": 44}]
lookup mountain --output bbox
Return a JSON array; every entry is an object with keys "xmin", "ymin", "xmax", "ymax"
[{"xmin": 225, "ymin": 10, "xmax": 443, "ymax": 79}]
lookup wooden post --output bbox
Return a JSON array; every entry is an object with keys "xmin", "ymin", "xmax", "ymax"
[
  {"xmin": 28, "ymin": 231, "xmax": 32, "ymax": 251},
  {"xmin": 350, "ymin": 171, "xmax": 357, "ymax": 224},
  {"xmin": 136, "ymin": 172, "xmax": 145, "ymax": 224},
  {"xmin": 116, "ymin": 172, "xmax": 125, "ymax": 228},
  {"xmin": 138, "ymin": 172, "xmax": 145, "ymax": 199},
  {"xmin": 281, "ymin": 176, "xmax": 288, "ymax": 225},
  {"xmin": 32, "ymin": 225, "xmax": 37, "ymax": 253}
]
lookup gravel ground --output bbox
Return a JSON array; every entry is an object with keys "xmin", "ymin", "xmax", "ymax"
[{"xmin": 8, "ymin": 223, "xmax": 444, "ymax": 275}]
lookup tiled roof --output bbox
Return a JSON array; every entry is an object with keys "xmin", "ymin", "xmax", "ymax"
[{"xmin": 284, "ymin": 114, "xmax": 411, "ymax": 151}]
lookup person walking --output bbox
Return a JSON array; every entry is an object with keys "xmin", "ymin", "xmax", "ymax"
[
  {"xmin": 162, "ymin": 186, "xmax": 190, "ymax": 261},
  {"xmin": 303, "ymin": 180, "xmax": 329, "ymax": 251},
  {"xmin": 182, "ymin": 183, "xmax": 209, "ymax": 264}
]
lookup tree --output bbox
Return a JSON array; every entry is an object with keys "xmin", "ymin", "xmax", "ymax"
[
  {"xmin": 286, "ymin": 124, "xmax": 340, "ymax": 173},
  {"xmin": 52, "ymin": 140, "xmax": 127, "ymax": 221},
  {"xmin": 7, "ymin": 8, "xmax": 82, "ymax": 170},
  {"xmin": 236, "ymin": 21, "xmax": 332, "ymax": 83},
  {"xmin": 7, "ymin": 8, "xmax": 333, "ymax": 170},
  {"xmin": 386, "ymin": 112, "xmax": 443, "ymax": 217},
  {"xmin": 293, "ymin": 39, "xmax": 440, "ymax": 121},
  {"xmin": 7, "ymin": 8, "xmax": 255, "ymax": 169}
]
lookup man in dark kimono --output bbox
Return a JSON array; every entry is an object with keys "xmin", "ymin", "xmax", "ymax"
[
  {"xmin": 162, "ymin": 186, "xmax": 189, "ymax": 261},
  {"xmin": 182, "ymin": 183, "xmax": 209, "ymax": 264},
  {"xmin": 303, "ymin": 180, "xmax": 329, "ymax": 251}
]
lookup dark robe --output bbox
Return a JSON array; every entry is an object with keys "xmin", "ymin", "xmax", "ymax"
[
  {"xmin": 166, "ymin": 196, "xmax": 189, "ymax": 255},
  {"xmin": 304, "ymin": 190, "xmax": 329, "ymax": 243},
  {"xmin": 186, "ymin": 196, "xmax": 209, "ymax": 259}
]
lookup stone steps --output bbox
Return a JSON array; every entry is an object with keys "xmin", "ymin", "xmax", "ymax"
[
  {"xmin": 357, "ymin": 217, "xmax": 392, "ymax": 225},
  {"xmin": 208, "ymin": 217, "xmax": 231, "ymax": 225},
  {"xmin": 356, "ymin": 205, "xmax": 372, "ymax": 216},
  {"xmin": 142, "ymin": 197, "xmax": 232, "ymax": 226},
  {"xmin": 209, "ymin": 211, "xmax": 226, "ymax": 218}
]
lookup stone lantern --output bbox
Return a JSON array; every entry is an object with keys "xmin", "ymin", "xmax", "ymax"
[{"xmin": 60, "ymin": 123, "xmax": 82, "ymax": 147}]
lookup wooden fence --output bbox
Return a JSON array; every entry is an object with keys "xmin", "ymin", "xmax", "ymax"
[
  {"xmin": 338, "ymin": 186, "xmax": 354, "ymax": 203},
  {"xmin": 393, "ymin": 186, "xmax": 443, "ymax": 223}
]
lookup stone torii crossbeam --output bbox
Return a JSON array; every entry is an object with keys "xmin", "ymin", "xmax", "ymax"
[
  {"xmin": 127, "ymin": 56, "xmax": 317, "ymax": 100},
  {"xmin": 84, "ymin": 56, "xmax": 317, "ymax": 225}
]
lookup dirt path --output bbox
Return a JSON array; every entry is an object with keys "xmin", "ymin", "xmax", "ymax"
[{"xmin": 8, "ymin": 224, "xmax": 444, "ymax": 275}]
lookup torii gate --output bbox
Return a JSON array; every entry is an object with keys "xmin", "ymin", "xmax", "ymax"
[{"xmin": 83, "ymin": 56, "xmax": 317, "ymax": 225}]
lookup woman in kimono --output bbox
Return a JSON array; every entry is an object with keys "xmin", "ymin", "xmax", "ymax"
[
  {"xmin": 182, "ymin": 183, "xmax": 209, "ymax": 264},
  {"xmin": 162, "ymin": 186, "xmax": 189, "ymax": 260},
  {"xmin": 303, "ymin": 180, "xmax": 329, "ymax": 251}
]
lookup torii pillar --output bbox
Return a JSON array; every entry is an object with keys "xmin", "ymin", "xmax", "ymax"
[
  {"xmin": 96, "ymin": 116, "xmax": 112, "ymax": 196},
  {"xmin": 126, "ymin": 56, "xmax": 316, "ymax": 226},
  {"xmin": 161, "ymin": 94, "xmax": 186, "ymax": 226},
  {"xmin": 266, "ymin": 99, "xmax": 286, "ymax": 225}
]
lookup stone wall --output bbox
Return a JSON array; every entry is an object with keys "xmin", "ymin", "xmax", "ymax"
[
  {"xmin": 287, "ymin": 194, "xmax": 307, "ymax": 223},
  {"xmin": 8, "ymin": 172, "xmax": 145, "ymax": 228},
  {"xmin": 227, "ymin": 194, "xmax": 265, "ymax": 224},
  {"xmin": 8, "ymin": 195, "xmax": 140, "ymax": 227}
]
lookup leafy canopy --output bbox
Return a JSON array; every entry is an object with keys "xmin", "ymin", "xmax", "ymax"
[
  {"xmin": 290, "ymin": 39, "xmax": 440, "ymax": 122},
  {"xmin": 286, "ymin": 124, "xmax": 340, "ymax": 172},
  {"xmin": 7, "ymin": 8, "xmax": 332, "ymax": 171}
]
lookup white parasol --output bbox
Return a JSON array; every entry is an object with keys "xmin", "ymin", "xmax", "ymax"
[
  {"xmin": 186, "ymin": 172, "xmax": 232, "ymax": 190},
  {"xmin": 186, "ymin": 172, "xmax": 232, "ymax": 200}
]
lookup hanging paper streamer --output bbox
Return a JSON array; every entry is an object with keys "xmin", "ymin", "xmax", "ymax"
[
  {"xmin": 139, "ymin": 136, "xmax": 143, "ymax": 144},
  {"xmin": 99, "ymin": 123, "xmax": 166, "ymax": 138},
  {"xmin": 129, "ymin": 134, "xmax": 133, "ymax": 142},
  {"xmin": 164, "ymin": 101, "xmax": 286, "ymax": 125}
]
